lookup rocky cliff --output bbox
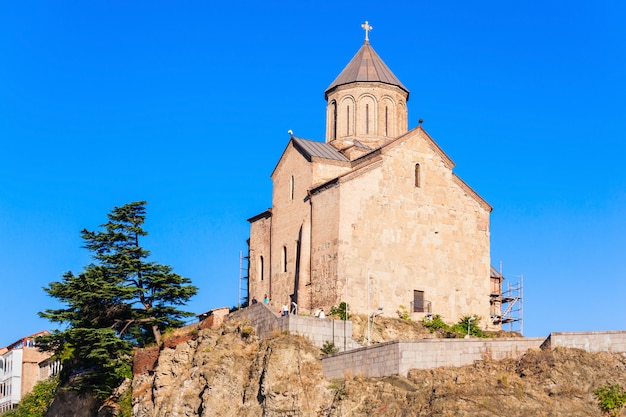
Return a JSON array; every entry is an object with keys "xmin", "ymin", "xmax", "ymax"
[{"xmin": 130, "ymin": 319, "xmax": 626, "ymax": 417}]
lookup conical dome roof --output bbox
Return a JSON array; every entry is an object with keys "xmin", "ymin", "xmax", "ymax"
[{"xmin": 325, "ymin": 42, "xmax": 409, "ymax": 100}]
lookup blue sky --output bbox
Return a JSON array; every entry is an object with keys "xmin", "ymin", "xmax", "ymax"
[{"xmin": 1, "ymin": 1, "xmax": 625, "ymax": 346}]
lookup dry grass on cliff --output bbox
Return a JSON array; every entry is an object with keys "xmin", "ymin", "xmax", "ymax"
[
  {"xmin": 346, "ymin": 313, "xmax": 521, "ymax": 345},
  {"xmin": 132, "ymin": 315, "xmax": 626, "ymax": 417}
]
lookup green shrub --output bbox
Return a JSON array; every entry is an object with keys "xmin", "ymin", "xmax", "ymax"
[
  {"xmin": 240, "ymin": 326, "xmax": 254, "ymax": 339},
  {"xmin": 594, "ymin": 383, "xmax": 626, "ymax": 416},
  {"xmin": 118, "ymin": 385, "xmax": 133, "ymax": 417},
  {"xmin": 450, "ymin": 315, "xmax": 491, "ymax": 338},
  {"xmin": 321, "ymin": 341, "xmax": 338, "ymax": 355},
  {"xmin": 422, "ymin": 314, "xmax": 450, "ymax": 332},
  {"xmin": 328, "ymin": 379, "xmax": 348, "ymax": 400},
  {"xmin": 1, "ymin": 377, "xmax": 58, "ymax": 417},
  {"xmin": 330, "ymin": 302, "xmax": 350, "ymax": 320},
  {"xmin": 397, "ymin": 305, "xmax": 411, "ymax": 321}
]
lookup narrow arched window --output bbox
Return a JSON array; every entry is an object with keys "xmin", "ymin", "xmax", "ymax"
[
  {"xmin": 289, "ymin": 175, "xmax": 294, "ymax": 201},
  {"xmin": 385, "ymin": 106, "xmax": 389, "ymax": 137},
  {"xmin": 332, "ymin": 101, "xmax": 337, "ymax": 140},
  {"xmin": 346, "ymin": 105, "xmax": 350, "ymax": 135},
  {"xmin": 415, "ymin": 163, "xmax": 421, "ymax": 188},
  {"xmin": 282, "ymin": 246, "xmax": 287, "ymax": 272},
  {"xmin": 365, "ymin": 103, "xmax": 369, "ymax": 134},
  {"xmin": 259, "ymin": 256, "xmax": 264, "ymax": 281}
]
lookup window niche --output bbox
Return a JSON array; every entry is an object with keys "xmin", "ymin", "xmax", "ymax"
[
  {"xmin": 413, "ymin": 290, "xmax": 425, "ymax": 313},
  {"xmin": 414, "ymin": 163, "xmax": 421, "ymax": 188},
  {"xmin": 258, "ymin": 256, "xmax": 264, "ymax": 281}
]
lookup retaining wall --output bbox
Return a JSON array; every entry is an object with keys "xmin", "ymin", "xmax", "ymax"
[
  {"xmin": 227, "ymin": 305, "xmax": 626, "ymax": 380},
  {"xmin": 543, "ymin": 330, "xmax": 626, "ymax": 352},
  {"xmin": 322, "ymin": 337, "xmax": 545, "ymax": 379},
  {"xmin": 227, "ymin": 303, "xmax": 360, "ymax": 351}
]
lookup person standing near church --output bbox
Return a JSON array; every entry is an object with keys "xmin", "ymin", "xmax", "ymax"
[
  {"xmin": 263, "ymin": 294, "xmax": 269, "ymax": 304},
  {"xmin": 282, "ymin": 303, "xmax": 289, "ymax": 316}
]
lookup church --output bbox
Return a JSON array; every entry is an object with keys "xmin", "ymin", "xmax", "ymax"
[{"xmin": 248, "ymin": 23, "xmax": 502, "ymax": 329}]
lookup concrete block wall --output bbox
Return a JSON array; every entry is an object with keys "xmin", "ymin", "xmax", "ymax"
[
  {"xmin": 544, "ymin": 331, "xmax": 626, "ymax": 352},
  {"xmin": 322, "ymin": 342, "xmax": 401, "ymax": 379},
  {"xmin": 227, "ymin": 303, "xmax": 360, "ymax": 352},
  {"xmin": 286, "ymin": 315, "xmax": 361, "ymax": 351},
  {"xmin": 396, "ymin": 338, "xmax": 544, "ymax": 376},
  {"xmin": 322, "ymin": 338, "xmax": 545, "ymax": 379},
  {"xmin": 227, "ymin": 302, "xmax": 283, "ymax": 338},
  {"xmin": 227, "ymin": 305, "xmax": 626, "ymax": 381}
]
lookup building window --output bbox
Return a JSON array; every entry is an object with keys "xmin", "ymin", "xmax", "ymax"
[
  {"xmin": 259, "ymin": 256, "xmax": 264, "ymax": 281},
  {"xmin": 346, "ymin": 105, "xmax": 350, "ymax": 135},
  {"xmin": 289, "ymin": 175, "xmax": 295, "ymax": 201},
  {"xmin": 385, "ymin": 106, "xmax": 388, "ymax": 137},
  {"xmin": 365, "ymin": 103, "xmax": 369, "ymax": 134},
  {"xmin": 415, "ymin": 163, "xmax": 421, "ymax": 188},
  {"xmin": 413, "ymin": 290, "xmax": 425, "ymax": 312},
  {"xmin": 282, "ymin": 246, "xmax": 287, "ymax": 272},
  {"xmin": 332, "ymin": 100, "xmax": 337, "ymax": 140}
]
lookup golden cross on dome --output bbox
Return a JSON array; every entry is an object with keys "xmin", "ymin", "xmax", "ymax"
[{"xmin": 361, "ymin": 21, "xmax": 373, "ymax": 42}]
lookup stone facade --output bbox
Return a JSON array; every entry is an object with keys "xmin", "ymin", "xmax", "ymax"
[{"xmin": 248, "ymin": 36, "xmax": 499, "ymax": 329}]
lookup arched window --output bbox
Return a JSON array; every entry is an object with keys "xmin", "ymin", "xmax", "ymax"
[
  {"xmin": 258, "ymin": 256, "xmax": 264, "ymax": 281},
  {"xmin": 331, "ymin": 101, "xmax": 337, "ymax": 140},
  {"xmin": 365, "ymin": 103, "xmax": 369, "ymax": 134},
  {"xmin": 282, "ymin": 246, "xmax": 287, "ymax": 272},
  {"xmin": 289, "ymin": 175, "xmax": 295, "ymax": 201},
  {"xmin": 415, "ymin": 163, "xmax": 421, "ymax": 188},
  {"xmin": 346, "ymin": 105, "xmax": 350, "ymax": 135},
  {"xmin": 385, "ymin": 106, "xmax": 389, "ymax": 137}
]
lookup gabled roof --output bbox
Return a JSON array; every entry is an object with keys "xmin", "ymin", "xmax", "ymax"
[
  {"xmin": 270, "ymin": 136, "xmax": 350, "ymax": 180},
  {"xmin": 490, "ymin": 266, "xmax": 503, "ymax": 279},
  {"xmin": 292, "ymin": 137, "xmax": 349, "ymax": 162},
  {"xmin": 325, "ymin": 42, "xmax": 409, "ymax": 99}
]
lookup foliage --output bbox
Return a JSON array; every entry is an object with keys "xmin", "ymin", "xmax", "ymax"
[
  {"xmin": 450, "ymin": 315, "xmax": 491, "ymax": 338},
  {"xmin": 328, "ymin": 379, "xmax": 348, "ymax": 400},
  {"xmin": 0, "ymin": 377, "xmax": 59, "ymax": 417},
  {"xmin": 330, "ymin": 302, "xmax": 350, "ymax": 320},
  {"xmin": 594, "ymin": 383, "xmax": 626, "ymax": 416},
  {"xmin": 422, "ymin": 314, "xmax": 450, "ymax": 333},
  {"xmin": 117, "ymin": 385, "xmax": 133, "ymax": 417},
  {"xmin": 240, "ymin": 326, "xmax": 254, "ymax": 339},
  {"xmin": 422, "ymin": 314, "xmax": 491, "ymax": 338},
  {"xmin": 39, "ymin": 328, "xmax": 132, "ymax": 400},
  {"xmin": 38, "ymin": 201, "xmax": 197, "ymax": 401},
  {"xmin": 321, "ymin": 341, "xmax": 338, "ymax": 355},
  {"xmin": 397, "ymin": 305, "xmax": 411, "ymax": 321}
]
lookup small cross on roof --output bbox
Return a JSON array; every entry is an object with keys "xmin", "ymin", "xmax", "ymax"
[{"xmin": 361, "ymin": 21, "xmax": 372, "ymax": 42}]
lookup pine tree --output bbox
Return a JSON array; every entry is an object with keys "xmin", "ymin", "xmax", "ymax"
[{"xmin": 38, "ymin": 201, "xmax": 198, "ymax": 399}]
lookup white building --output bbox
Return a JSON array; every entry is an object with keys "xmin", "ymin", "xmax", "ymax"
[{"xmin": 0, "ymin": 332, "xmax": 54, "ymax": 412}]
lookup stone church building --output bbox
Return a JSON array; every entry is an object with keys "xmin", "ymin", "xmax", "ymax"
[{"xmin": 248, "ymin": 26, "xmax": 501, "ymax": 329}]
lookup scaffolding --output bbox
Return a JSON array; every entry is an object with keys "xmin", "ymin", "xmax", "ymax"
[
  {"xmin": 238, "ymin": 250, "xmax": 249, "ymax": 309},
  {"xmin": 490, "ymin": 266, "xmax": 524, "ymax": 335}
]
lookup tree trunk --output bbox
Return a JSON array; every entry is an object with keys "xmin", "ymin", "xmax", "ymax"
[{"xmin": 152, "ymin": 324, "xmax": 162, "ymax": 345}]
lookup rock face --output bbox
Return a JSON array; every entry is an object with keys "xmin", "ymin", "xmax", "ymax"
[
  {"xmin": 132, "ymin": 322, "xmax": 331, "ymax": 416},
  {"xmin": 132, "ymin": 320, "xmax": 626, "ymax": 417}
]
